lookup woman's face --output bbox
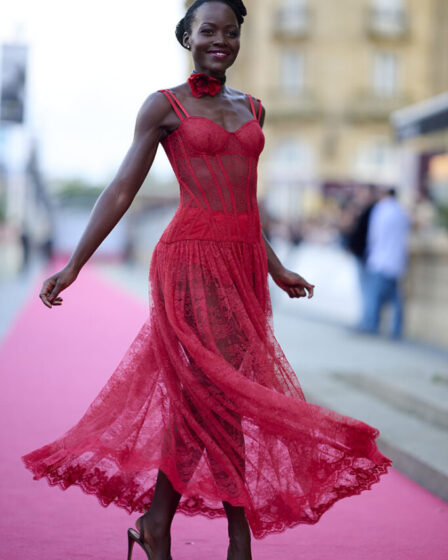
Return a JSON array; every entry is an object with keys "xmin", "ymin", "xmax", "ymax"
[{"xmin": 184, "ymin": 2, "xmax": 241, "ymax": 76}]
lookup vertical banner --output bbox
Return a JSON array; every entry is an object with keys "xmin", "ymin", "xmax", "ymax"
[{"xmin": 0, "ymin": 44, "xmax": 28, "ymax": 124}]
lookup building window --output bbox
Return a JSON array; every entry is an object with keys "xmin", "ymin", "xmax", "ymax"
[
  {"xmin": 277, "ymin": 0, "xmax": 309, "ymax": 35},
  {"xmin": 372, "ymin": 0, "xmax": 404, "ymax": 13},
  {"xmin": 370, "ymin": 0, "xmax": 406, "ymax": 36},
  {"xmin": 354, "ymin": 140, "xmax": 399, "ymax": 183},
  {"xmin": 268, "ymin": 139, "xmax": 315, "ymax": 184},
  {"xmin": 373, "ymin": 52, "xmax": 398, "ymax": 96},
  {"xmin": 280, "ymin": 49, "xmax": 305, "ymax": 94},
  {"xmin": 267, "ymin": 138, "xmax": 315, "ymax": 220}
]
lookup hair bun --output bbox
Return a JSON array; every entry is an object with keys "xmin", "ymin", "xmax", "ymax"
[
  {"xmin": 175, "ymin": 17, "xmax": 186, "ymax": 46},
  {"xmin": 227, "ymin": 0, "xmax": 247, "ymax": 19}
]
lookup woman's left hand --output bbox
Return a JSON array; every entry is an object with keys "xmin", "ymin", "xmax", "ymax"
[{"xmin": 271, "ymin": 267, "xmax": 315, "ymax": 299}]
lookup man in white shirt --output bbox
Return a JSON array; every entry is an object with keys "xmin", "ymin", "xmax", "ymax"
[{"xmin": 362, "ymin": 188, "xmax": 410, "ymax": 339}]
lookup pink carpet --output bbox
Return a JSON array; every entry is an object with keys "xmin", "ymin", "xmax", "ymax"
[{"xmin": 1, "ymin": 261, "xmax": 447, "ymax": 559}]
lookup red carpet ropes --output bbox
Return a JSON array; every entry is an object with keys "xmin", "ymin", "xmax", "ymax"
[{"xmin": 22, "ymin": 90, "xmax": 392, "ymax": 539}]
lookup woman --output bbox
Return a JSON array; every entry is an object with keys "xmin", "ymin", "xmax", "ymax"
[{"xmin": 22, "ymin": 1, "xmax": 392, "ymax": 559}]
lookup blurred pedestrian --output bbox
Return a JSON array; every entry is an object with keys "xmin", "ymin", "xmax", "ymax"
[
  {"xmin": 363, "ymin": 188, "xmax": 410, "ymax": 339},
  {"xmin": 346, "ymin": 184, "xmax": 378, "ymax": 329},
  {"xmin": 19, "ymin": 226, "xmax": 31, "ymax": 272}
]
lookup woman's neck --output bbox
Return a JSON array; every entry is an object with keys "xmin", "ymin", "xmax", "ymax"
[{"xmin": 192, "ymin": 68, "xmax": 226, "ymax": 85}]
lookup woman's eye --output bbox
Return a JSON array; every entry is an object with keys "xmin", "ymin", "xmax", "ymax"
[{"xmin": 200, "ymin": 28, "xmax": 238, "ymax": 37}]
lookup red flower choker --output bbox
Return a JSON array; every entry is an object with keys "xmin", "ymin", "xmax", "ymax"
[{"xmin": 187, "ymin": 72, "xmax": 226, "ymax": 98}]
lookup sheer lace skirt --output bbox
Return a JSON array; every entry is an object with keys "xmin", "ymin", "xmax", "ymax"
[{"xmin": 22, "ymin": 238, "xmax": 392, "ymax": 539}]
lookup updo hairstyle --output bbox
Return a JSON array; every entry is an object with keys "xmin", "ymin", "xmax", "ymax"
[{"xmin": 175, "ymin": 0, "xmax": 247, "ymax": 49}]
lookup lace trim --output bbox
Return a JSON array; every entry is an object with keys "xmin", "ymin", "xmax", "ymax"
[{"xmin": 22, "ymin": 450, "xmax": 392, "ymax": 540}]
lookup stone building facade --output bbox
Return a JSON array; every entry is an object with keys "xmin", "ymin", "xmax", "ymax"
[{"xmin": 222, "ymin": 0, "xmax": 448, "ymax": 218}]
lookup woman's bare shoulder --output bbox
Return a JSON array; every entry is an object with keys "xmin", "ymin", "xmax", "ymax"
[
  {"xmin": 227, "ymin": 86, "xmax": 262, "ymax": 101},
  {"xmin": 227, "ymin": 87, "xmax": 266, "ymax": 124},
  {"xmin": 135, "ymin": 91, "xmax": 169, "ymax": 128},
  {"xmin": 134, "ymin": 85, "xmax": 186, "ymax": 131}
]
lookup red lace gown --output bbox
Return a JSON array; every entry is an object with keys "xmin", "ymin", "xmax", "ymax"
[{"xmin": 22, "ymin": 89, "xmax": 392, "ymax": 539}]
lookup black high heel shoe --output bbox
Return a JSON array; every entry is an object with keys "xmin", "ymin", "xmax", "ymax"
[
  {"xmin": 126, "ymin": 518, "xmax": 173, "ymax": 560},
  {"xmin": 127, "ymin": 526, "xmax": 152, "ymax": 559}
]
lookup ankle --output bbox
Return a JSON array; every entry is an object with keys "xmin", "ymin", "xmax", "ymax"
[
  {"xmin": 141, "ymin": 512, "xmax": 171, "ymax": 540},
  {"xmin": 228, "ymin": 514, "xmax": 250, "ymax": 533},
  {"xmin": 227, "ymin": 536, "xmax": 252, "ymax": 560},
  {"xmin": 229, "ymin": 531, "xmax": 251, "ymax": 546},
  {"xmin": 228, "ymin": 522, "xmax": 251, "ymax": 547}
]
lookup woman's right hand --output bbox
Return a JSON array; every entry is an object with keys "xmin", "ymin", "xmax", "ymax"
[
  {"xmin": 38, "ymin": 92, "xmax": 170, "ymax": 310},
  {"xmin": 39, "ymin": 264, "xmax": 79, "ymax": 308}
]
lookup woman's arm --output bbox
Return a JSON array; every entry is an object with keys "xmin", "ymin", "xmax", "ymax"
[
  {"xmin": 40, "ymin": 92, "xmax": 172, "ymax": 308},
  {"xmin": 262, "ymin": 231, "xmax": 314, "ymax": 299},
  {"xmin": 256, "ymin": 101, "xmax": 314, "ymax": 299},
  {"xmin": 262, "ymin": 230, "xmax": 284, "ymax": 277}
]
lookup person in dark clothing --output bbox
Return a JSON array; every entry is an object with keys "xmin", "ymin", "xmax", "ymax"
[{"xmin": 346, "ymin": 184, "xmax": 378, "ymax": 330}]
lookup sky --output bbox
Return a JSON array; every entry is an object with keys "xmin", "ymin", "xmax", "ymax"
[{"xmin": 0, "ymin": 0, "xmax": 185, "ymax": 183}]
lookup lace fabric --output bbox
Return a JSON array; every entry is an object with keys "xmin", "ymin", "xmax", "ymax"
[{"xmin": 22, "ymin": 89, "xmax": 392, "ymax": 539}]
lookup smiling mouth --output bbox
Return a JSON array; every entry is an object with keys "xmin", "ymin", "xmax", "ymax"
[{"xmin": 208, "ymin": 50, "xmax": 230, "ymax": 58}]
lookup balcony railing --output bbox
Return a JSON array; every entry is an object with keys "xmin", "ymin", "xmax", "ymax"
[
  {"xmin": 366, "ymin": 7, "xmax": 409, "ymax": 38},
  {"xmin": 273, "ymin": 7, "xmax": 311, "ymax": 39},
  {"xmin": 265, "ymin": 89, "xmax": 322, "ymax": 121},
  {"xmin": 347, "ymin": 90, "xmax": 412, "ymax": 122}
]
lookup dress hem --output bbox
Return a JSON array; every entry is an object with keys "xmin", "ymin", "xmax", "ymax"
[{"xmin": 21, "ymin": 449, "xmax": 392, "ymax": 540}]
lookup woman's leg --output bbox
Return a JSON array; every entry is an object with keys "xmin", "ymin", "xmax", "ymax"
[
  {"xmin": 207, "ymin": 281, "xmax": 251, "ymax": 559},
  {"xmin": 138, "ymin": 470, "xmax": 181, "ymax": 559},
  {"xmin": 390, "ymin": 278, "xmax": 404, "ymax": 339},
  {"xmin": 223, "ymin": 501, "xmax": 252, "ymax": 560}
]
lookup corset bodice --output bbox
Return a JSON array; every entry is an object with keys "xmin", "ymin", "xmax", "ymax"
[{"xmin": 158, "ymin": 90, "xmax": 265, "ymax": 244}]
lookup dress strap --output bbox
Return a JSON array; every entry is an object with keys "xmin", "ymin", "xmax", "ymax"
[
  {"xmin": 248, "ymin": 94, "xmax": 263, "ymax": 123},
  {"xmin": 158, "ymin": 89, "xmax": 190, "ymax": 121}
]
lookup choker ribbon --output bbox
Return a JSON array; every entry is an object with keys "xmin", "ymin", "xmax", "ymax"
[{"xmin": 187, "ymin": 72, "xmax": 225, "ymax": 98}]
